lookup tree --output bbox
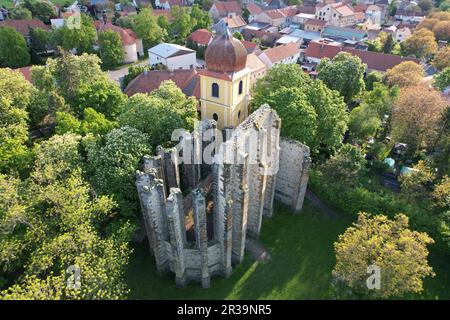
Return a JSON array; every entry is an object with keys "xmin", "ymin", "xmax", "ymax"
[
  {"xmin": 435, "ymin": 67, "xmax": 450, "ymax": 91},
  {"xmin": 317, "ymin": 52, "xmax": 366, "ymax": 103},
  {"xmin": 433, "ymin": 175, "xmax": 450, "ymax": 209},
  {"xmin": 52, "ymin": 14, "xmax": 97, "ymax": 54},
  {"xmin": 417, "ymin": 18, "xmax": 440, "ymax": 31},
  {"xmin": 401, "ymin": 28, "xmax": 438, "ymax": 58},
  {"xmin": 9, "ymin": 7, "xmax": 33, "ymax": 20},
  {"xmin": 382, "ymin": 34, "xmax": 395, "ymax": 54},
  {"xmin": 98, "ymin": 30, "xmax": 124, "ymax": 69},
  {"xmin": 364, "ymin": 71, "xmax": 383, "ymax": 91},
  {"xmin": 349, "ymin": 105, "xmax": 382, "ymax": 143},
  {"xmin": 56, "ymin": 108, "xmax": 117, "ymax": 136},
  {"xmin": 119, "ymin": 81, "xmax": 198, "ymax": 147},
  {"xmin": 190, "ymin": 4, "xmax": 212, "ymax": 31},
  {"xmin": 170, "ymin": 6, "xmax": 193, "ymax": 39},
  {"xmin": 252, "ymin": 64, "xmax": 348, "ymax": 155},
  {"xmin": 233, "ymin": 31, "xmax": 243, "ymax": 40},
  {"xmin": 74, "ymin": 78, "xmax": 126, "ymax": 119},
  {"xmin": 0, "ymin": 27, "xmax": 31, "ymax": 68},
  {"xmin": 23, "ymin": 0, "xmax": 55, "ymax": 24},
  {"xmin": 391, "ymin": 86, "xmax": 448, "ymax": 156},
  {"xmin": 432, "ymin": 46, "xmax": 450, "ymax": 71},
  {"xmin": 432, "ymin": 21, "xmax": 450, "ymax": 42},
  {"xmin": 385, "ymin": 61, "xmax": 424, "ymax": 88},
  {"xmin": 418, "ymin": 0, "xmax": 433, "ymax": 14},
  {"xmin": 399, "ymin": 160, "xmax": 435, "ymax": 202},
  {"xmin": 320, "ymin": 144, "xmax": 367, "ymax": 188},
  {"xmin": 132, "ymin": 8, "xmax": 166, "ymax": 49},
  {"xmin": 85, "ymin": 126, "xmax": 152, "ymax": 218},
  {"xmin": 333, "ymin": 213, "xmax": 434, "ymax": 299},
  {"xmin": 29, "ymin": 27, "xmax": 49, "ymax": 64}
]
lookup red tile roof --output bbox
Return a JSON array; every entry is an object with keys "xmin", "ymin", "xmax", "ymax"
[
  {"xmin": 124, "ymin": 69, "xmax": 201, "ymax": 100},
  {"xmin": 0, "ymin": 19, "xmax": 49, "ymax": 36},
  {"xmin": 189, "ymin": 28, "xmax": 213, "ymax": 46},
  {"xmin": 260, "ymin": 42, "xmax": 300, "ymax": 64},
  {"xmin": 240, "ymin": 40, "xmax": 257, "ymax": 53},
  {"xmin": 223, "ymin": 15, "xmax": 247, "ymax": 29},
  {"xmin": 305, "ymin": 18, "xmax": 327, "ymax": 27},
  {"xmin": 305, "ymin": 41, "xmax": 420, "ymax": 72},
  {"xmin": 264, "ymin": 9, "xmax": 285, "ymax": 20},
  {"xmin": 279, "ymin": 6, "xmax": 298, "ymax": 17},
  {"xmin": 247, "ymin": 3, "xmax": 263, "ymax": 15},
  {"xmin": 95, "ymin": 22, "xmax": 137, "ymax": 46},
  {"xmin": 212, "ymin": 1, "xmax": 242, "ymax": 16}
]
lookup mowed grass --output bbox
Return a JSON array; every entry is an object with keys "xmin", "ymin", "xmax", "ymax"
[{"xmin": 125, "ymin": 200, "xmax": 450, "ymax": 300}]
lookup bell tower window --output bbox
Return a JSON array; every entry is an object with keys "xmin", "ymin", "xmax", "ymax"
[
  {"xmin": 238, "ymin": 80, "xmax": 243, "ymax": 95},
  {"xmin": 212, "ymin": 83, "xmax": 219, "ymax": 98}
]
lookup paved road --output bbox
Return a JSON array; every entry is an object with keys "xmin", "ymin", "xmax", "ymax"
[{"xmin": 107, "ymin": 58, "xmax": 149, "ymax": 83}]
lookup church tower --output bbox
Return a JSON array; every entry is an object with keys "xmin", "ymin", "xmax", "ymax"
[{"xmin": 198, "ymin": 23, "xmax": 251, "ymax": 129}]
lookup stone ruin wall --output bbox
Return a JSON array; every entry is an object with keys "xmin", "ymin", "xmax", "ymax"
[{"xmin": 135, "ymin": 105, "xmax": 311, "ymax": 288}]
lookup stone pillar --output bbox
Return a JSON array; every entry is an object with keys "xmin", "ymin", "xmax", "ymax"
[
  {"xmin": 192, "ymin": 188, "xmax": 210, "ymax": 288},
  {"xmin": 246, "ymin": 127, "xmax": 268, "ymax": 239},
  {"xmin": 158, "ymin": 146, "xmax": 180, "ymax": 194},
  {"xmin": 231, "ymin": 152, "xmax": 249, "ymax": 265},
  {"xmin": 166, "ymin": 188, "xmax": 187, "ymax": 287},
  {"xmin": 135, "ymin": 171, "xmax": 169, "ymax": 273},
  {"xmin": 293, "ymin": 152, "xmax": 311, "ymax": 213},
  {"xmin": 262, "ymin": 117, "xmax": 280, "ymax": 218}
]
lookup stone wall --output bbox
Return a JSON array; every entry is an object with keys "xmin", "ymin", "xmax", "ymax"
[{"xmin": 135, "ymin": 105, "xmax": 311, "ymax": 288}]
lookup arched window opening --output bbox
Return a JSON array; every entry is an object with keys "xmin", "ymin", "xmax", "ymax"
[
  {"xmin": 238, "ymin": 80, "xmax": 243, "ymax": 95},
  {"xmin": 212, "ymin": 83, "xmax": 219, "ymax": 98}
]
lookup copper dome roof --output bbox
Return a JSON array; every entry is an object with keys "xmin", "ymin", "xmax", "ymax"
[{"xmin": 205, "ymin": 23, "xmax": 247, "ymax": 73}]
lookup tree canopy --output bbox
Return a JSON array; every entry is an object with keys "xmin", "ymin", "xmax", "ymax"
[{"xmin": 0, "ymin": 27, "xmax": 31, "ymax": 68}]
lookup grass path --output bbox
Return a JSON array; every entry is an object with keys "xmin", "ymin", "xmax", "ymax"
[{"xmin": 125, "ymin": 200, "xmax": 450, "ymax": 300}]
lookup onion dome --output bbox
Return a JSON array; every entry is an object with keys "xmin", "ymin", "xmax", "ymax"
[{"xmin": 205, "ymin": 21, "xmax": 247, "ymax": 73}]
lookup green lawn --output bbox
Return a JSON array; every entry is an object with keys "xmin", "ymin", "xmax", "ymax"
[{"xmin": 125, "ymin": 200, "xmax": 450, "ymax": 300}]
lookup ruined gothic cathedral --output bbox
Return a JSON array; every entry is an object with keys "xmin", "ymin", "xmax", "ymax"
[{"xmin": 135, "ymin": 27, "xmax": 311, "ymax": 288}]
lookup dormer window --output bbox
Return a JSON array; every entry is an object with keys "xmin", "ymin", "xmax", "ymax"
[{"xmin": 212, "ymin": 83, "xmax": 219, "ymax": 98}]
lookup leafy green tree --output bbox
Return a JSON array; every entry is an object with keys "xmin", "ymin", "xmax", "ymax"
[
  {"xmin": 85, "ymin": 126, "xmax": 152, "ymax": 218},
  {"xmin": 333, "ymin": 213, "xmax": 434, "ymax": 299},
  {"xmin": 349, "ymin": 105, "xmax": 381, "ymax": 143},
  {"xmin": 23, "ymin": 0, "xmax": 55, "ymax": 24},
  {"xmin": 233, "ymin": 31, "xmax": 243, "ymax": 40},
  {"xmin": 252, "ymin": 64, "xmax": 348, "ymax": 155},
  {"xmin": 74, "ymin": 78, "xmax": 126, "ymax": 119},
  {"xmin": 98, "ymin": 30, "xmax": 124, "ymax": 69},
  {"xmin": 364, "ymin": 71, "xmax": 383, "ymax": 91},
  {"xmin": 190, "ymin": 4, "xmax": 212, "ymax": 31},
  {"xmin": 435, "ymin": 67, "xmax": 450, "ymax": 91},
  {"xmin": 52, "ymin": 14, "xmax": 97, "ymax": 54},
  {"xmin": 55, "ymin": 111, "xmax": 81, "ymax": 135},
  {"xmin": 317, "ymin": 52, "xmax": 366, "ymax": 103},
  {"xmin": 119, "ymin": 81, "xmax": 198, "ymax": 147},
  {"xmin": 80, "ymin": 108, "xmax": 117, "ymax": 135},
  {"xmin": 320, "ymin": 144, "xmax": 367, "ymax": 188},
  {"xmin": 132, "ymin": 8, "xmax": 166, "ymax": 49},
  {"xmin": 401, "ymin": 28, "xmax": 438, "ymax": 58},
  {"xmin": 9, "ymin": 7, "xmax": 33, "ymax": 19},
  {"xmin": 399, "ymin": 160, "xmax": 435, "ymax": 202},
  {"xmin": 29, "ymin": 27, "xmax": 49, "ymax": 64},
  {"xmin": 382, "ymin": 34, "xmax": 395, "ymax": 54},
  {"xmin": 418, "ymin": 0, "xmax": 433, "ymax": 14},
  {"xmin": 170, "ymin": 6, "xmax": 193, "ymax": 39},
  {"xmin": 0, "ymin": 27, "xmax": 31, "ymax": 68}
]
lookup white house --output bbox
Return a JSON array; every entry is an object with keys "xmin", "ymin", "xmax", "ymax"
[
  {"xmin": 365, "ymin": 5, "xmax": 383, "ymax": 25},
  {"xmin": 394, "ymin": 26, "xmax": 412, "ymax": 43},
  {"xmin": 258, "ymin": 42, "xmax": 300, "ymax": 68},
  {"xmin": 148, "ymin": 43, "xmax": 197, "ymax": 70}
]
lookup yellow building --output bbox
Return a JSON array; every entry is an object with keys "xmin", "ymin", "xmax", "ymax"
[{"xmin": 198, "ymin": 25, "xmax": 251, "ymax": 129}]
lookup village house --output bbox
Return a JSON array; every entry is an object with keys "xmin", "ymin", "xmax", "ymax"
[
  {"xmin": 246, "ymin": 53, "xmax": 267, "ymax": 86},
  {"xmin": 148, "ymin": 43, "xmax": 197, "ymax": 70},
  {"xmin": 258, "ymin": 42, "xmax": 300, "ymax": 67},
  {"xmin": 0, "ymin": 19, "xmax": 50, "ymax": 45},
  {"xmin": 365, "ymin": 4, "xmax": 384, "ymax": 26},
  {"xmin": 394, "ymin": 26, "xmax": 412, "ymax": 43},
  {"xmin": 315, "ymin": 2, "xmax": 364, "ymax": 27},
  {"xmin": 247, "ymin": 3, "xmax": 264, "ymax": 23},
  {"xmin": 154, "ymin": 0, "xmax": 189, "ymax": 10},
  {"xmin": 188, "ymin": 28, "xmax": 213, "ymax": 47},
  {"xmin": 220, "ymin": 15, "xmax": 248, "ymax": 33},
  {"xmin": 209, "ymin": 1, "xmax": 243, "ymax": 21},
  {"xmin": 304, "ymin": 39, "xmax": 420, "ymax": 73},
  {"xmin": 394, "ymin": 9, "xmax": 425, "ymax": 24},
  {"xmin": 95, "ymin": 21, "xmax": 144, "ymax": 63},
  {"xmin": 322, "ymin": 25, "xmax": 367, "ymax": 43},
  {"xmin": 304, "ymin": 18, "xmax": 327, "ymax": 32},
  {"xmin": 292, "ymin": 12, "xmax": 316, "ymax": 27}
]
